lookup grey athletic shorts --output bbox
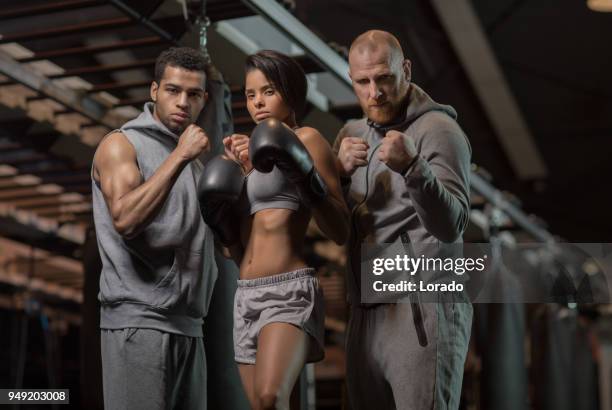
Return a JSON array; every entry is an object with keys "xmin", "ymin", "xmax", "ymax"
[{"xmin": 233, "ymin": 267, "xmax": 325, "ymax": 364}]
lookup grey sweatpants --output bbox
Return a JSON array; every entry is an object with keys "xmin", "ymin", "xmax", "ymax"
[
  {"xmin": 346, "ymin": 295, "xmax": 472, "ymax": 410},
  {"xmin": 101, "ymin": 328, "xmax": 207, "ymax": 410}
]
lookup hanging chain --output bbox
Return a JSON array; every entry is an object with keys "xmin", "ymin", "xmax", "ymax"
[{"xmin": 196, "ymin": 14, "xmax": 212, "ymax": 65}]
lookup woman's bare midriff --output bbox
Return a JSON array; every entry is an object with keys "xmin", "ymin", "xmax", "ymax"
[{"xmin": 239, "ymin": 207, "xmax": 310, "ymax": 279}]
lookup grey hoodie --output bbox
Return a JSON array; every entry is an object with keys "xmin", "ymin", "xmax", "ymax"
[
  {"xmin": 92, "ymin": 103, "xmax": 217, "ymax": 337},
  {"xmin": 334, "ymin": 84, "xmax": 472, "ymax": 304}
]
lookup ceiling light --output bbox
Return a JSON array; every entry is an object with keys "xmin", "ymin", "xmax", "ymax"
[
  {"xmin": 14, "ymin": 174, "xmax": 41, "ymax": 185},
  {"xmin": 587, "ymin": 0, "xmax": 612, "ymax": 12},
  {"xmin": 0, "ymin": 165, "xmax": 17, "ymax": 176},
  {"xmin": 37, "ymin": 184, "xmax": 63, "ymax": 195}
]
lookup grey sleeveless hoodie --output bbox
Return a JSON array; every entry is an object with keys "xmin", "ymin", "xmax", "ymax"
[{"xmin": 92, "ymin": 103, "xmax": 217, "ymax": 337}]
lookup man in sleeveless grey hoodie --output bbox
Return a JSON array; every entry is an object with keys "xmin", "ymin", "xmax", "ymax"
[
  {"xmin": 334, "ymin": 31, "xmax": 473, "ymax": 409},
  {"xmin": 91, "ymin": 47, "xmax": 217, "ymax": 410}
]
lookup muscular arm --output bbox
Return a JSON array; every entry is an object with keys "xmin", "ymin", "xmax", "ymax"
[
  {"xmin": 93, "ymin": 132, "xmax": 189, "ymax": 238},
  {"xmin": 297, "ymin": 127, "xmax": 350, "ymax": 245}
]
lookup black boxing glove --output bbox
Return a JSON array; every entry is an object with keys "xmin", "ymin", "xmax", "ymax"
[
  {"xmin": 249, "ymin": 118, "xmax": 327, "ymax": 205},
  {"xmin": 197, "ymin": 155, "xmax": 244, "ymax": 246}
]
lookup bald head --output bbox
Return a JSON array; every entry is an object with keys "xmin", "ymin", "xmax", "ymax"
[
  {"xmin": 349, "ymin": 30, "xmax": 405, "ymax": 70},
  {"xmin": 347, "ymin": 30, "xmax": 411, "ymax": 125}
]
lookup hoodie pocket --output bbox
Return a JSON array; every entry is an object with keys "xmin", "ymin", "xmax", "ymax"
[
  {"xmin": 150, "ymin": 251, "xmax": 180, "ymax": 309},
  {"xmin": 150, "ymin": 247, "xmax": 204, "ymax": 316}
]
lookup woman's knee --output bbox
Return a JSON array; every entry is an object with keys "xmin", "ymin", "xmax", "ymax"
[{"xmin": 257, "ymin": 386, "xmax": 288, "ymax": 410}]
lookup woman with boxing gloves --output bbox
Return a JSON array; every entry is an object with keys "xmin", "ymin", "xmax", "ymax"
[{"xmin": 198, "ymin": 50, "xmax": 349, "ymax": 410}]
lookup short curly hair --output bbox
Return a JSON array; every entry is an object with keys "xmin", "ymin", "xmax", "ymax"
[{"xmin": 154, "ymin": 47, "xmax": 209, "ymax": 85}]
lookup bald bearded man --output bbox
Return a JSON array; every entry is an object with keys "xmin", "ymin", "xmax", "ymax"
[{"xmin": 334, "ymin": 31, "xmax": 473, "ymax": 409}]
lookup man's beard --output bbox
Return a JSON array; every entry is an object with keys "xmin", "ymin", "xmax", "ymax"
[
  {"xmin": 365, "ymin": 103, "xmax": 398, "ymax": 125},
  {"xmin": 365, "ymin": 91, "xmax": 410, "ymax": 126}
]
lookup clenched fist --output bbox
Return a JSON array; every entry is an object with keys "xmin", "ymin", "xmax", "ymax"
[
  {"xmin": 378, "ymin": 130, "xmax": 418, "ymax": 174},
  {"xmin": 176, "ymin": 124, "xmax": 210, "ymax": 161},
  {"xmin": 223, "ymin": 133, "xmax": 252, "ymax": 172},
  {"xmin": 337, "ymin": 136, "xmax": 370, "ymax": 177}
]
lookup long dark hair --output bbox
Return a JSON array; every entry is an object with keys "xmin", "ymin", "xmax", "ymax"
[{"xmin": 245, "ymin": 50, "xmax": 308, "ymax": 120}]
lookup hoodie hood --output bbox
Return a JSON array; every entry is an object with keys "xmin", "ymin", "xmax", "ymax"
[
  {"xmin": 368, "ymin": 83, "xmax": 457, "ymax": 134},
  {"xmin": 121, "ymin": 102, "xmax": 180, "ymax": 143}
]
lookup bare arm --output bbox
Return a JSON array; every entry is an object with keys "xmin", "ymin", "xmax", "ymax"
[
  {"xmin": 297, "ymin": 127, "xmax": 350, "ymax": 245},
  {"xmin": 93, "ymin": 125, "xmax": 209, "ymax": 238}
]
